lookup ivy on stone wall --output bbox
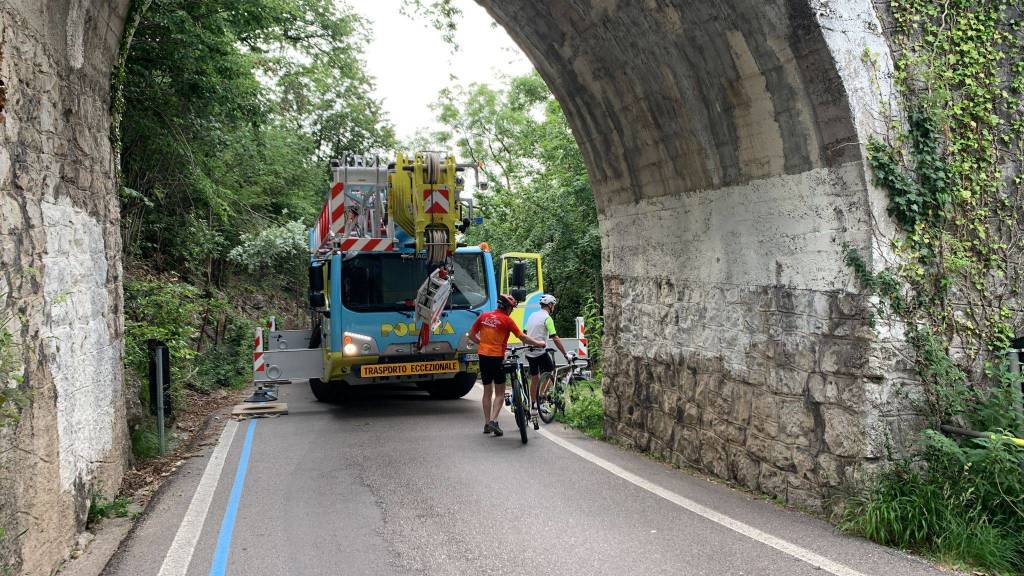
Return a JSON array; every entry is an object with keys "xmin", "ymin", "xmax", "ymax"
[
  {"xmin": 855, "ymin": 0, "xmax": 1022, "ymax": 417},
  {"xmin": 843, "ymin": 1, "xmax": 1024, "ymax": 571}
]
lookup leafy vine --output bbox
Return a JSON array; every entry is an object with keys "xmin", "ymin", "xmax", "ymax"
[
  {"xmin": 841, "ymin": 6, "xmax": 1024, "ymax": 569},
  {"xmin": 853, "ymin": 0, "xmax": 1023, "ymax": 414}
]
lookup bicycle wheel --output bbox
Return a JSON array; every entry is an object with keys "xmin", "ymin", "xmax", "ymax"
[
  {"xmin": 511, "ymin": 374, "xmax": 528, "ymax": 444},
  {"xmin": 538, "ymin": 374, "xmax": 558, "ymax": 424}
]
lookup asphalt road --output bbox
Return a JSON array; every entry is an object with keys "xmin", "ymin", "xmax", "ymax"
[{"xmin": 104, "ymin": 382, "xmax": 952, "ymax": 576}]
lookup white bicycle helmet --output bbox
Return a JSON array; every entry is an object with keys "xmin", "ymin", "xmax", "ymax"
[{"xmin": 539, "ymin": 294, "xmax": 558, "ymax": 306}]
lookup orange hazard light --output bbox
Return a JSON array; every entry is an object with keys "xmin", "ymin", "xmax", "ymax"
[{"xmin": 479, "ymin": 242, "xmax": 491, "ymax": 252}]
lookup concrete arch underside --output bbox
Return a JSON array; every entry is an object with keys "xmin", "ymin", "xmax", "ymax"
[{"xmin": 0, "ymin": 0, "xmax": 915, "ymax": 572}]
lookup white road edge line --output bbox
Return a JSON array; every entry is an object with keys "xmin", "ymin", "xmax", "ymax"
[
  {"xmin": 536, "ymin": 427, "xmax": 868, "ymax": 576},
  {"xmin": 157, "ymin": 419, "xmax": 239, "ymax": 576}
]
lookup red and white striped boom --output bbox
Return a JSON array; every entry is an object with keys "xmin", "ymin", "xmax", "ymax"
[{"xmin": 312, "ymin": 155, "xmax": 395, "ymax": 254}]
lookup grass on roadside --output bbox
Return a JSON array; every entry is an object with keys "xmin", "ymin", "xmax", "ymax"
[
  {"xmin": 839, "ymin": 431, "xmax": 1024, "ymax": 575},
  {"xmin": 131, "ymin": 425, "xmax": 162, "ymax": 461},
  {"xmin": 557, "ymin": 381, "xmax": 605, "ymax": 440},
  {"xmin": 86, "ymin": 492, "xmax": 132, "ymax": 528}
]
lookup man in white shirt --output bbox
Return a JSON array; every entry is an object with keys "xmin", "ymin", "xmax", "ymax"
[{"xmin": 525, "ymin": 294, "xmax": 569, "ymax": 427}]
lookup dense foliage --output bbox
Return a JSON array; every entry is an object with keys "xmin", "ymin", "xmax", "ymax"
[
  {"xmin": 431, "ymin": 72, "xmax": 603, "ymax": 334},
  {"xmin": 843, "ymin": 1, "xmax": 1024, "ymax": 572},
  {"xmin": 115, "ymin": 0, "xmax": 394, "ymax": 435},
  {"xmin": 119, "ymin": 0, "xmax": 394, "ymax": 284}
]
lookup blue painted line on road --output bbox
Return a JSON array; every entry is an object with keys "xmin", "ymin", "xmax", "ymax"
[{"xmin": 209, "ymin": 419, "xmax": 257, "ymax": 576}]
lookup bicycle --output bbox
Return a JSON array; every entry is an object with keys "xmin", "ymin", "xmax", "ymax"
[
  {"xmin": 538, "ymin": 351, "xmax": 592, "ymax": 424},
  {"xmin": 503, "ymin": 345, "xmax": 533, "ymax": 444}
]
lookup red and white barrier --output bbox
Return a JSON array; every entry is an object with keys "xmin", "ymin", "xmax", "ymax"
[
  {"xmin": 339, "ymin": 237, "xmax": 395, "ymax": 252},
  {"xmin": 313, "ymin": 202, "xmax": 330, "ymax": 249},
  {"xmin": 312, "ymin": 181, "xmax": 347, "ymax": 249},
  {"xmin": 253, "ymin": 327, "xmax": 265, "ymax": 373},
  {"xmin": 575, "ymin": 317, "xmax": 588, "ymax": 359},
  {"xmin": 424, "ymin": 187, "xmax": 450, "ymax": 214},
  {"xmin": 329, "ymin": 182, "xmax": 345, "ymax": 235}
]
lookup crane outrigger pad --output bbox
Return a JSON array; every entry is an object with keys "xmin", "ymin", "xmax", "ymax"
[{"xmin": 231, "ymin": 402, "xmax": 288, "ymax": 419}]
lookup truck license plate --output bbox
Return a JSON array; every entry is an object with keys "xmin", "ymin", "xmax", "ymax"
[{"xmin": 361, "ymin": 360, "xmax": 460, "ymax": 378}]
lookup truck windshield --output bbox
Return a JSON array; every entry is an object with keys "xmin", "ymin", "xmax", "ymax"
[{"xmin": 342, "ymin": 253, "xmax": 489, "ymax": 312}]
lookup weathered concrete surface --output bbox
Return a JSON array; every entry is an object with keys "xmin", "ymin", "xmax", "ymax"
[
  {"xmin": 479, "ymin": 0, "xmax": 916, "ymax": 510},
  {"xmin": 0, "ymin": 1, "xmax": 130, "ymax": 574}
]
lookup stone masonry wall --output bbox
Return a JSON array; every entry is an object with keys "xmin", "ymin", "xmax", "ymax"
[
  {"xmin": 0, "ymin": 2, "xmax": 130, "ymax": 574},
  {"xmin": 602, "ymin": 278, "xmax": 922, "ymax": 510}
]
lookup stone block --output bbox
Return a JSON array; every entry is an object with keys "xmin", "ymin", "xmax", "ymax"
[
  {"xmin": 746, "ymin": 433, "xmax": 794, "ymax": 470},
  {"xmin": 728, "ymin": 382, "xmax": 753, "ymax": 424},
  {"xmin": 820, "ymin": 339, "xmax": 868, "ymax": 375},
  {"xmin": 750, "ymin": 415, "xmax": 779, "ymax": 438},
  {"xmin": 648, "ymin": 409, "xmax": 674, "ymax": 443},
  {"xmin": 767, "ymin": 365, "xmax": 808, "ymax": 396},
  {"xmin": 771, "ymin": 334, "xmax": 818, "ymax": 372},
  {"xmin": 816, "ymin": 453, "xmax": 844, "ymax": 487},
  {"xmin": 751, "ymin": 392, "xmax": 778, "ymax": 419},
  {"xmin": 674, "ymin": 401, "xmax": 698, "ymax": 427},
  {"xmin": 674, "ymin": 426, "xmax": 701, "ymax": 464},
  {"xmin": 727, "ymin": 445, "xmax": 760, "ymax": 491},
  {"xmin": 821, "ymin": 405, "xmax": 867, "ymax": 457},
  {"xmin": 792, "ymin": 448, "xmax": 816, "ymax": 483},
  {"xmin": 777, "ymin": 399, "xmax": 815, "ymax": 447},
  {"xmin": 787, "ymin": 487, "xmax": 824, "ymax": 513},
  {"xmin": 712, "ymin": 415, "xmax": 747, "ymax": 445},
  {"xmin": 699, "ymin": 431, "xmax": 729, "ymax": 479},
  {"xmin": 759, "ymin": 465, "xmax": 788, "ymax": 500}
]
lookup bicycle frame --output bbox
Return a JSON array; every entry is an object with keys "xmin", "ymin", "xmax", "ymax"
[
  {"xmin": 538, "ymin": 352, "xmax": 592, "ymax": 424},
  {"xmin": 503, "ymin": 345, "xmax": 533, "ymax": 443}
]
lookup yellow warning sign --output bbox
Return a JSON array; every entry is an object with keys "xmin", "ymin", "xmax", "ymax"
[{"xmin": 360, "ymin": 360, "xmax": 460, "ymax": 378}]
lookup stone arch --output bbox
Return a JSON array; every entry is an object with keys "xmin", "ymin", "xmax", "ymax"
[{"xmin": 476, "ymin": 0, "xmax": 906, "ymax": 509}]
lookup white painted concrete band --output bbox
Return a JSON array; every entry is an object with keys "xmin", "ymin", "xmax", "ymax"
[
  {"xmin": 157, "ymin": 420, "xmax": 239, "ymax": 576},
  {"xmin": 536, "ymin": 428, "xmax": 868, "ymax": 576}
]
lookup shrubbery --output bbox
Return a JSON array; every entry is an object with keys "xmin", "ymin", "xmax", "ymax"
[
  {"xmin": 841, "ymin": 431, "xmax": 1024, "ymax": 573},
  {"xmin": 124, "ymin": 278, "xmax": 255, "ymax": 415},
  {"xmin": 561, "ymin": 383, "xmax": 604, "ymax": 440}
]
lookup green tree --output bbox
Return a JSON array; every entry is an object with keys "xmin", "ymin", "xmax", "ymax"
[
  {"xmin": 434, "ymin": 72, "xmax": 601, "ymax": 334},
  {"xmin": 115, "ymin": 0, "xmax": 396, "ymax": 422},
  {"xmin": 119, "ymin": 0, "xmax": 395, "ymax": 290}
]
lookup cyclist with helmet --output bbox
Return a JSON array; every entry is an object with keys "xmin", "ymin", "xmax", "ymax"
[
  {"xmin": 525, "ymin": 294, "xmax": 569, "ymax": 424},
  {"xmin": 468, "ymin": 293, "xmax": 545, "ymax": 436}
]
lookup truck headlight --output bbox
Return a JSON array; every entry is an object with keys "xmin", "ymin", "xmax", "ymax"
[{"xmin": 343, "ymin": 332, "xmax": 377, "ymax": 356}]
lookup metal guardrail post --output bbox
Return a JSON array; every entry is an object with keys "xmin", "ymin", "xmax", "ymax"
[
  {"xmin": 147, "ymin": 339, "xmax": 171, "ymax": 455},
  {"xmin": 155, "ymin": 350, "xmax": 166, "ymax": 455},
  {"xmin": 1010, "ymin": 348, "xmax": 1023, "ymax": 435}
]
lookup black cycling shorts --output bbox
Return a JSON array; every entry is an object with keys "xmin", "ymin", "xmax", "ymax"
[
  {"xmin": 526, "ymin": 353, "xmax": 555, "ymax": 376},
  {"xmin": 478, "ymin": 355, "xmax": 505, "ymax": 385}
]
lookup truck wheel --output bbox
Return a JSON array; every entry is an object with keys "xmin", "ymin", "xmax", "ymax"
[
  {"xmin": 426, "ymin": 372, "xmax": 477, "ymax": 400},
  {"xmin": 310, "ymin": 378, "xmax": 344, "ymax": 403}
]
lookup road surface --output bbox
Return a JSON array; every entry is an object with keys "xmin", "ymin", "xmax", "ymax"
[{"xmin": 104, "ymin": 382, "xmax": 950, "ymax": 576}]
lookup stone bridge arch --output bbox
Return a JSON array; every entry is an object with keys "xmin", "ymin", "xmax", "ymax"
[
  {"xmin": 1, "ymin": 0, "xmax": 911, "ymax": 572},
  {"xmin": 477, "ymin": 0, "xmax": 907, "ymax": 507}
]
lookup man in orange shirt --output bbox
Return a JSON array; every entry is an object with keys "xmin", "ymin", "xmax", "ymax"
[{"xmin": 469, "ymin": 293, "xmax": 545, "ymax": 436}]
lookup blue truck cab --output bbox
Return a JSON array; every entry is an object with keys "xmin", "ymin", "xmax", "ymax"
[{"xmin": 307, "ymin": 242, "xmax": 496, "ymax": 400}]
